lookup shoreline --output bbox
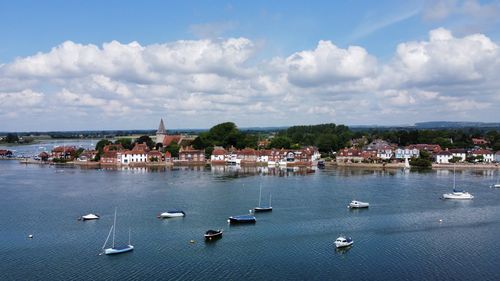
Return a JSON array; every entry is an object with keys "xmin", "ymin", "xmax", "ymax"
[{"xmin": 15, "ymin": 158, "xmax": 500, "ymax": 170}]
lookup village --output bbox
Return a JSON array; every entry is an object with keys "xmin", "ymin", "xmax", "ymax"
[{"xmin": 2, "ymin": 119, "xmax": 499, "ymax": 169}]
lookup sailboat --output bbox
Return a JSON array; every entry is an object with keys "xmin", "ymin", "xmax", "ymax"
[
  {"xmin": 101, "ymin": 208, "xmax": 134, "ymax": 255},
  {"xmin": 442, "ymin": 165, "xmax": 473, "ymax": 200},
  {"xmin": 491, "ymin": 172, "xmax": 500, "ymax": 188},
  {"xmin": 254, "ymin": 184, "xmax": 272, "ymax": 212}
]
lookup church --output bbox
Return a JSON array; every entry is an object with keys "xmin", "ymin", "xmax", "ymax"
[{"xmin": 156, "ymin": 118, "xmax": 182, "ymax": 147}]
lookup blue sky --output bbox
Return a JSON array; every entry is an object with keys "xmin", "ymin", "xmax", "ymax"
[{"xmin": 0, "ymin": 0, "xmax": 499, "ymax": 131}]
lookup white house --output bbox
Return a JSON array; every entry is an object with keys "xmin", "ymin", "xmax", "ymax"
[
  {"xmin": 449, "ymin": 149, "xmax": 467, "ymax": 162},
  {"xmin": 435, "ymin": 151, "xmax": 453, "ymax": 164},
  {"xmin": 472, "ymin": 149, "xmax": 495, "ymax": 163},
  {"xmin": 377, "ymin": 147, "xmax": 393, "ymax": 160},
  {"xmin": 395, "ymin": 148, "xmax": 419, "ymax": 159}
]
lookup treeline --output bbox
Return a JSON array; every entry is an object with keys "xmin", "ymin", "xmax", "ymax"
[
  {"xmin": 192, "ymin": 122, "xmax": 258, "ymax": 156},
  {"xmin": 271, "ymin": 124, "xmax": 352, "ymax": 152}
]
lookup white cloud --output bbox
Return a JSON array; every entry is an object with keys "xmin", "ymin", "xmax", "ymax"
[{"xmin": 0, "ymin": 28, "xmax": 499, "ymax": 131}]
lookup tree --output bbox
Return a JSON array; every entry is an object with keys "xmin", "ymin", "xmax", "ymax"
[
  {"xmin": 115, "ymin": 138, "xmax": 133, "ymax": 150},
  {"xmin": 165, "ymin": 141, "xmax": 180, "ymax": 158},
  {"xmin": 268, "ymin": 136, "xmax": 292, "ymax": 149},
  {"xmin": 95, "ymin": 139, "xmax": 111, "ymax": 155},
  {"xmin": 136, "ymin": 135, "xmax": 155, "ymax": 150},
  {"xmin": 5, "ymin": 133, "xmax": 19, "ymax": 143}
]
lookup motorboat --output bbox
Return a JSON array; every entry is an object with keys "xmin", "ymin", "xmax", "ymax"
[
  {"xmin": 158, "ymin": 210, "xmax": 185, "ymax": 218},
  {"xmin": 334, "ymin": 236, "xmax": 353, "ymax": 248},
  {"xmin": 101, "ymin": 208, "xmax": 134, "ymax": 255},
  {"xmin": 442, "ymin": 190, "xmax": 474, "ymax": 200},
  {"xmin": 80, "ymin": 213, "xmax": 100, "ymax": 220},
  {"xmin": 348, "ymin": 200, "xmax": 369, "ymax": 209},
  {"xmin": 492, "ymin": 183, "xmax": 500, "ymax": 188},
  {"xmin": 204, "ymin": 229, "xmax": 223, "ymax": 240},
  {"xmin": 228, "ymin": 215, "xmax": 256, "ymax": 224}
]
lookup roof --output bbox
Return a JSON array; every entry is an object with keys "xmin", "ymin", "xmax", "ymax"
[
  {"xmin": 473, "ymin": 149, "xmax": 493, "ymax": 155},
  {"xmin": 437, "ymin": 151, "xmax": 452, "ymax": 156},
  {"xmin": 212, "ymin": 148, "xmax": 226, "ymax": 155}
]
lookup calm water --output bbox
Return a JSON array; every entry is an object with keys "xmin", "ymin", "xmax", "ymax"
[{"xmin": 1, "ymin": 160, "xmax": 499, "ymax": 281}]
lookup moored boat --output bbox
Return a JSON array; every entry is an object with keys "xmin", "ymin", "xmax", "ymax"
[
  {"xmin": 158, "ymin": 210, "xmax": 186, "ymax": 218},
  {"xmin": 101, "ymin": 208, "xmax": 134, "ymax": 255},
  {"xmin": 254, "ymin": 184, "xmax": 272, "ymax": 213},
  {"xmin": 442, "ymin": 190, "xmax": 474, "ymax": 199},
  {"xmin": 442, "ymin": 165, "xmax": 473, "ymax": 200},
  {"xmin": 80, "ymin": 213, "xmax": 100, "ymax": 220},
  {"xmin": 228, "ymin": 215, "xmax": 256, "ymax": 224},
  {"xmin": 334, "ymin": 236, "xmax": 353, "ymax": 248},
  {"xmin": 204, "ymin": 229, "xmax": 223, "ymax": 240},
  {"xmin": 348, "ymin": 200, "xmax": 369, "ymax": 208}
]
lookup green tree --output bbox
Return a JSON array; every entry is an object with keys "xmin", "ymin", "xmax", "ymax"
[
  {"xmin": 136, "ymin": 135, "xmax": 155, "ymax": 149},
  {"xmin": 95, "ymin": 139, "xmax": 111, "ymax": 155},
  {"xmin": 5, "ymin": 133, "xmax": 19, "ymax": 143},
  {"xmin": 165, "ymin": 141, "xmax": 180, "ymax": 158},
  {"xmin": 269, "ymin": 136, "xmax": 292, "ymax": 149},
  {"xmin": 115, "ymin": 138, "xmax": 133, "ymax": 150}
]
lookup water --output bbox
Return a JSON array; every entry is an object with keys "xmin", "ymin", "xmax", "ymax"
[{"xmin": 1, "ymin": 160, "xmax": 499, "ymax": 281}]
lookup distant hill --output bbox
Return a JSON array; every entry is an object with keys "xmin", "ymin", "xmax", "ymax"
[{"xmin": 414, "ymin": 121, "xmax": 500, "ymax": 129}]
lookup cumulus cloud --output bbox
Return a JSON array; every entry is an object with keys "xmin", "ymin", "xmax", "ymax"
[{"xmin": 0, "ymin": 27, "xmax": 499, "ymax": 130}]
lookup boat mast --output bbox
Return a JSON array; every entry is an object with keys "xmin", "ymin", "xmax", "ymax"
[
  {"xmin": 453, "ymin": 164, "xmax": 456, "ymax": 191},
  {"xmin": 102, "ymin": 225, "xmax": 113, "ymax": 250},
  {"xmin": 112, "ymin": 208, "xmax": 117, "ymax": 248},
  {"xmin": 128, "ymin": 227, "xmax": 131, "ymax": 245},
  {"xmin": 258, "ymin": 184, "xmax": 262, "ymax": 207},
  {"xmin": 269, "ymin": 194, "xmax": 272, "ymax": 208}
]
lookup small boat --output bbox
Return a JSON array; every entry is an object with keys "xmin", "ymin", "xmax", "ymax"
[
  {"xmin": 158, "ymin": 210, "xmax": 185, "ymax": 218},
  {"xmin": 442, "ymin": 190, "xmax": 474, "ymax": 200},
  {"xmin": 334, "ymin": 236, "xmax": 353, "ymax": 248},
  {"xmin": 317, "ymin": 160, "xmax": 325, "ymax": 168},
  {"xmin": 348, "ymin": 200, "xmax": 369, "ymax": 208},
  {"xmin": 442, "ymin": 165, "xmax": 473, "ymax": 200},
  {"xmin": 254, "ymin": 184, "xmax": 272, "ymax": 213},
  {"xmin": 228, "ymin": 215, "xmax": 256, "ymax": 224},
  {"xmin": 204, "ymin": 229, "xmax": 223, "ymax": 240},
  {"xmin": 493, "ymin": 183, "xmax": 500, "ymax": 188},
  {"xmin": 80, "ymin": 213, "xmax": 100, "ymax": 220},
  {"xmin": 101, "ymin": 208, "xmax": 134, "ymax": 255}
]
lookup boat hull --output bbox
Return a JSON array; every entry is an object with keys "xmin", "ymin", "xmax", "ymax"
[
  {"xmin": 204, "ymin": 230, "xmax": 223, "ymax": 240},
  {"xmin": 81, "ymin": 214, "xmax": 100, "ymax": 220},
  {"xmin": 335, "ymin": 241, "xmax": 353, "ymax": 248},
  {"xmin": 348, "ymin": 201, "xmax": 369, "ymax": 208},
  {"xmin": 442, "ymin": 192, "xmax": 473, "ymax": 199},
  {"xmin": 159, "ymin": 211, "xmax": 185, "ymax": 218},
  {"xmin": 104, "ymin": 245, "xmax": 134, "ymax": 255},
  {"xmin": 253, "ymin": 207, "xmax": 273, "ymax": 212},
  {"xmin": 228, "ymin": 216, "xmax": 256, "ymax": 224}
]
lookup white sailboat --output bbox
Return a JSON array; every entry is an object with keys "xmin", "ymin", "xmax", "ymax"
[
  {"xmin": 101, "ymin": 208, "xmax": 134, "ymax": 255},
  {"xmin": 254, "ymin": 184, "xmax": 272, "ymax": 212},
  {"xmin": 442, "ymin": 165, "xmax": 473, "ymax": 200},
  {"xmin": 491, "ymin": 173, "xmax": 500, "ymax": 188}
]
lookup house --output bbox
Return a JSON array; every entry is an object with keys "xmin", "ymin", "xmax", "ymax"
[
  {"xmin": 472, "ymin": 138, "xmax": 488, "ymax": 145},
  {"xmin": 406, "ymin": 144, "xmax": 442, "ymax": 154},
  {"xmin": 0, "ymin": 149, "xmax": 13, "ymax": 157},
  {"xmin": 471, "ymin": 149, "xmax": 494, "ymax": 163},
  {"xmin": 336, "ymin": 148, "xmax": 363, "ymax": 163},
  {"xmin": 435, "ymin": 151, "xmax": 453, "ymax": 164},
  {"xmin": 448, "ymin": 149, "xmax": 467, "ymax": 162},
  {"xmin": 365, "ymin": 139, "xmax": 392, "ymax": 150},
  {"xmin": 147, "ymin": 150, "xmax": 164, "ymax": 163},
  {"xmin": 237, "ymin": 148, "xmax": 258, "ymax": 164},
  {"xmin": 395, "ymin": 148, "xmax": 419, "ymax": 159},
  {"xmin": 100, "ymin": 151, "xmax": 119, "ymax": 165},
  {"xmin": 178, "ymin": 146, "xmax": 205, "ymax": 164},
  {"xmin": 51, "ymin": 146, "xmax": 76, "ymax": 159},
  {"xmin": 120, "ymin": 143, "xmax": 149, "ymax": 165},
  {"xmin": 78, "ymin": 150, "xmax": 98, "ymax": 161},
  {"xmin": 376, "ymin": 146, "xmax": 393, "ymax": 160},
  {"xmin": 210, "ymin": 147, "xmax": 226, "ymax": 164},
  {"xmin": 38, "ymin": 151, "xmax": 49, "ymax": 161},
  {"xmin": 495, "ymin": 151, "xmax": 500, "ymax": 163},
  {"xmin": 103, "ymin": 144, "xmax": 124, "ymax": 153}
]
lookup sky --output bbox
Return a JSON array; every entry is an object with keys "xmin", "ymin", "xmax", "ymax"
[{"xmin": 1, "ymin": 0, "xmax": 500, "ymax": 131}]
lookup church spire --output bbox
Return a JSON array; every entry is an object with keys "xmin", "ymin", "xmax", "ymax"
[{"xmin": 157, "ymin": 118, "xmax": 167, "ymax": 135}]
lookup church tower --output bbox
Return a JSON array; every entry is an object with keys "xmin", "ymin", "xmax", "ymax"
[{"xmin": 156, "ymin": 118, "xmax": 167, "ymax": 145}]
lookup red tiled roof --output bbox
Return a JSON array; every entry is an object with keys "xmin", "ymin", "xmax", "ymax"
[
  {"xmin": 212, "ymin": 149, "xmax": 226, "ymax": 155},
  {"xmin": 473, "ymin": 149, "xmax": 493, "ymax": 155}
]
